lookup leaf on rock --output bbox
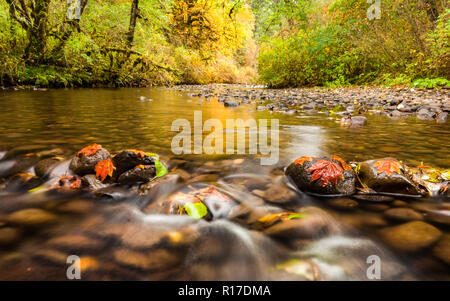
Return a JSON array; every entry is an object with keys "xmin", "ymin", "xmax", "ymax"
[
  {"xmin": 258, "ymin": 212, "xmax": 306, "ymax": 227},
  {"xmin": 308, "ymin": 160, "xmax": 344, "ymax": 187},
  {"xmin": 294, "ymin": 156, "xmax": 315, "ymax": 166},
  {"xmin": 127, "ymin": 149, "xmax": 146, "ymax": 158},
  {"xmin": 331, "ymin": 155, "xmax": 352, "ymax": 171},
  {"xmin": 373, "ymin": 160, "xmax": 401, "ymax": 176},
  {"xmin": 95, "ymin": 158, "xmax": 115, "ymax": 182},
  {"xmin": 77, "ymin": 143, "xmax": 102, "ymax": 157},
  {"xmin": 183, "ymin": 202, "xmax": 208, "ymax": 219}
]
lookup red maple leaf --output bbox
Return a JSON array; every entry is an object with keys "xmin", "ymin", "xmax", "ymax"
[
  {"xmin": 77, "ymin": 144, "xmax": 102, "ymax": 157},
  {"xmin": 331, "ymin": 155, "xmax": 352, "ymax": 171},
  {"xmin": 373, "ymin": 160, "xmax": 401, "ymax": 176},
  {"xmin": 95, "ymin": 158, "xmax": 115, "ymax": 181},
  {"xmin": 294, "ymin": 156, "xmax": 315, "ymax": 166},
  {"xmin": 308, "ymin": 160, "xmax": 344, "ymax": 187}
]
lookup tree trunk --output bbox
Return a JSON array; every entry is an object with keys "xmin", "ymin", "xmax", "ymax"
[
  {"xmin": 127, "ymin": 0, "xmax": 139, "ymax": 48},
  {"xmin": 25, "ymin": 0, "xmax": 51, "ymax": 64},
  {"xmin": 50, "ymin": 0, "xmax": 89, "ymax": 60}
]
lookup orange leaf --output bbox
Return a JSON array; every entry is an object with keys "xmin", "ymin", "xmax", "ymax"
[
  {"xmin": 294, "ymin": 156, "xmax": 315, "ymax": 166},
  {"xmin": 95, "ymin": 158, "xmax": 115, "ymax": 182},
  {"xmin": 373, "ymin": 160, "xmax": 401, "ymax": 176},
  {"xmin": 308, "ymin": 160, "xmax": 344, "ymax": 187},
  {"xmin": 331, "ymin": 155, "xmax": 352, "ymax": 171},
  {"xmin": 77, "ymin": 144, "xmax": 102, "ymax": 157}
]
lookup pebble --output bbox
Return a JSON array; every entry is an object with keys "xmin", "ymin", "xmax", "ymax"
[
  {"xmin": 432, "ymin": 235, "xmax": 450, "ymax": 265},
  {"xmin": 326, "ymin": 198, "xmax": 359, "ymax": 211},
  {"xmin": 45, "ymin": 234, "xmax": 105, "ymax": 252},
  {"xmin": 379, "ymin": 221, "xmax": 442, "ymax": 252},
  {"xmin": 384, "ymin": 208, "xmax": 424, "ymax": 222},
  {"xmin": 0, "ymin": 227, "xmax": 22, "ymax": 245},
  {"xmin": 8, "ymin": 208, "xmax": 58, "ymax": 226}
]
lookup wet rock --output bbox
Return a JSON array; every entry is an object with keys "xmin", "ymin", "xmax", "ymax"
[
  {"xmin": 432, "ymin": 235, "xmax": 450, "ymax": 265},
  {"xmin": 69, "ymin": 147, "xmax": 110, "ymax": 176},
  {"xmin": 118, "ymin": 165, "xmax": 156, "ymax": 185},
  {"xmin": 384, "ymin": 208, "xmax": 423, "ymax": 222},
  {"xmin": 112, "ymin": 150, "xmax": 155, "ymax": 176},
  {"xmin": 139, "ymin": 174, "xmax": 182, "ymax": 197},
  {"xmin": 52, "ymin": 175, "xmax": 82, "ymax": 193},
  {"xmin": 358, "ymin": 158, "xmax": 422, "ymax": 195},
  {"xmin": 257, "ymin": 106, "xmax": 266, "ymax": 111},
  {"xmin": 0, "ymin": 155, "xmax": 39, "ymax": 178},
  {"xmin": 81, "ymin": 174, "xmax": 108, "ymax": 190},
  {"xmin": 94, "ymin": 186, "xmax": 134, "ymax": 201},
  {"xmin": 364, "ymin": 203, "xmax": 390, "ymax": 212},
  {"xmin": 285, "ymin": 156, "xmax": 356, "ymax": 195},
  {"xmin": 187, "ymin": 174, "xmax": 220, "ymax": 183},
  {"xmin": 436, "ymin": 112, "xmax": 448, "ymax": 124},
  {"xmin": 352, "ymin": 194, "xmax": 395, "ymax": 202},
  {"xmin": 113, "ymin": 248, "xmax": 180, "ymax": 271},
  {"xmin": 224, "ymin": 100, "xmax": 239, "ymax": 107},
  {"xmin": 341, "ymin": 116, "xmax": 367, "ymax": 128},
  {"xmin": 55, "ymin": 200, "xmax": 94, "ymax": 214},
  {"xmin": 0, "ymin": 227, "xmax": 22, "ymax": 245},
  {"xmin": 262, "ymin": 212, "xmax": 329, "ymax": 239},
  {"xmin": 254, "ymin": 178, "xmax": 297, "ymax": 204},
  {"xmin": 34, "ymin": 158, "xmax": 61, "ymax": 178},
  {"xmin": 33, "ymin": 248, "xmax": 68, "ymax": 265},
  {"xmin": 424, "ymin": 209, "xmax": 450, "ymax": 225},
  {"xmin": 379, "ymin": 221, "xmax": 442, "ymax": 252},
  {"xmin": 8, "ymin": 208, "xmax": 58, "ymax": 226},
  {"xmin": 45, "ymin": 234, "xmax": 105, "ymax": 252},
  {"xmin": 326, "ymin": 198, "xmax": 359, "ymax": 211},
  {"xmin": 4, "ymin": 173, "xmax": 43, "ymax": 192}
]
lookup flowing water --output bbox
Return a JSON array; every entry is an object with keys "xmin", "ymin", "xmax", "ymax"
[{"xmin": 0, "ymin": 86, "xmax": 449, "ymax": 280}]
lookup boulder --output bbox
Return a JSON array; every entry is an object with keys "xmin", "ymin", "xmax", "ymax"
[
  {"xmin": 112, "ymin": 150, "xmax": 155, "ymax": 176},
  {"xmin": 285, "ymin": 156, "xmax": 356, "ymax": 195},
  {"xmin": 117, "ymin": 165, "xmax": 156, "ymax": 185},
  {"xmin": 69, "ymin": 146, "xmax": 110, "ymax": 176},
  {"xmin": 357, "ymin": 158, "xmax": 422, "ymax": 195},
  {"xmin": 34, "ymin": 158, "xmax": 61, "ymax": 178}
]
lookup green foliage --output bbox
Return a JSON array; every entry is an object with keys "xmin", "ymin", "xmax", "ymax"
[
  {"xmin": 257, "ymin": 0, "xmax": 449, "ymax": 88},
  {"xmin": 412, "ymin": 78, "xmax": 450, "ymax": 89},
  {"xmin": 0, "ymin": 0, "xmax": 256, "ymax": 87}
]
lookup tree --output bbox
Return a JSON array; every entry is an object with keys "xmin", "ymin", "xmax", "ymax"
[{"xmin": 6, "ymin": 0, "xmax": 51, "ymax": 64}]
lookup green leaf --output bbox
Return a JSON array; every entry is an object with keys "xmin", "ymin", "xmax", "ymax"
[
  {"xmin": 184, "ymin": 202, "xmax": 208, "ymax": 219},
  {"xmin": 288, "ymin": 213, "xmax": 306, "ymax": 220},
  {"xmin": 154, "ymin": 159, "xmax": 168, "ymax": 177}
]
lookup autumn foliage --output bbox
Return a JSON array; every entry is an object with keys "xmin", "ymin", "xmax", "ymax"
[
  {"xmin": 77, "ymin": 144, "xmax": 102, "ymax": 157},
  {"xmin": 374, "ymin": 160, "xmax": 402, "ymax": 176},
  {"xmin": 308, "ymin": 160, "xmax": 345, "ymax": 187},
  {"xmin": 95, "ymin": 158, "xmax": 116, "ymax": 182}
]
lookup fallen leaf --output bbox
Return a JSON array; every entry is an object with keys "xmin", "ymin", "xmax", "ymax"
[
  {"xmin": 373, "ymin": 160, "xmax": 401, "ymax": 176},
  {"xmin": 95, "ymin": 158, "xmax": 115, "ymax": 182},
  {"xmin": 77, "ymin": 144, "xmax": 102, "ymax": 157},
  {"xmin": 331, "ymin": 155, "xmax": 352, "ymax": 171},
  {"xmin": 308, "ymin": 160, "xmax": 344, "ymax": 187},
  {"xmin": 294, "ymin": 156, "xmax": 315, "ymax": 166},
  {"xmin": 183, "ymin": 202, "xmax": 208, "ymax": 219}
]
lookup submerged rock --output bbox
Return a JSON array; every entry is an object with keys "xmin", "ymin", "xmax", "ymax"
[
  {"xmin": 285, "ymin": 156, "xmax": 356, "ymax": 196},
  {"xmin": 379, "ymin": 221, "xmax": 442, "ymax": 252},
  {"xmin": 432, "ymin": 235, "xmax": 450, "ymax": 265},
  {"xmin": 34, "ymin": 158, "xmax": 61, "ymax": 178},
  {"xmin": 8, "ymin": 208, "xmax": 58, "ymax": 226},
  {"xmin": 357, "ymin": 158, "xmax": 422, "ymax": 195},
  {"xmin": 383, "ymin": 208, "xmax": 423, "ymax": 222}
]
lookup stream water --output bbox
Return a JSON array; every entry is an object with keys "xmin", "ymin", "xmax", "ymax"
[{"xmin": 0, "ymin": 86, "xmax": 449, "ymax": 280}]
